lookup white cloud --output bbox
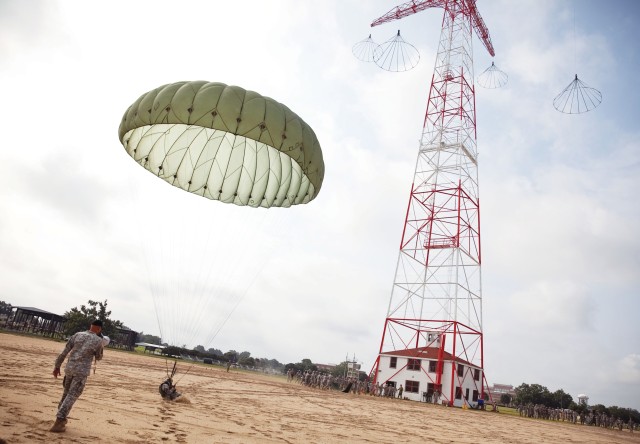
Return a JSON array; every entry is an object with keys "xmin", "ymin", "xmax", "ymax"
[
  {"xmin": 615, "ymin": 354, "xmax": 640, "ymax": 384},
  {"xmin": 508, "ymin": 280, "xmax": 594, "ymax": 330}
]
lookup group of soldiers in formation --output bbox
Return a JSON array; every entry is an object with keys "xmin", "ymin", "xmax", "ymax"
[
  {"xmin": 285, "ymin": 369, "xmax": 638, "ymax": 433},
  {"xmin": 286, "ymin": 369, "xmax": 404, "ymax": 398},
  {"xmin": 516, "ymin": 404, "xmax": 637, "ymax": 432}
]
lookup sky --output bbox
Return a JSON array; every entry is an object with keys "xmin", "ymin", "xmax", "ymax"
[{"xmin": 1, "ymin": 0, "xmax": 639, "ymax": 410}]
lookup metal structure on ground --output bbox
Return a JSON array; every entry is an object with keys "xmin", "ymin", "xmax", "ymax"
[{"xmin": 367, "ymin": 0, "xmax": 495, "ymax": 405}]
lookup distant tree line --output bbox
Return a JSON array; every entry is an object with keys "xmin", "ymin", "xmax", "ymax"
[{"xmin": 134, "ymin": 336, "xmax": 286, "ymax": 372}]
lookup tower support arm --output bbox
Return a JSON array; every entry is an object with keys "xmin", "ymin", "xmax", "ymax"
[
  {"xmin": 464, "ymin": 0, "xmax": 495, "ymax": 56},
  {"xmin": 371, "ymin": 0, "xmax": 446, "ymax": 27},
  {"xmin": 371, "ymin": 0, "xmax": 496, "ymax": 57}
]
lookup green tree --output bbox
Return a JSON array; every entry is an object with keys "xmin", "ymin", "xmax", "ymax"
[
  {"xmin": 194, "ymin": 345, "xmax": 205, "ymax": 353},
  {"xmin": 239, "ymin": 356, "xmax": 255, "ymax": 367},
  {"xmin": 207, "ymin": 347, "xmax": 223, "ymax": 356},
  {"xmin": 331, "ymin": 361, "xmax": 348, "ymax": 378},
  {"xmin": 224, "ymin": 350, "xmax": 238, "ymax": 363},
  {"xmin": 62, "ymin": 299, "xmax": 123, "ymax": 337},
  {"xmin": 591, "ymin": 404, "xmax": 609, "ymax": 415},
  {"xmin": 500, "ymin": 394, "xmax": 512, "ymax": 406},
  {"xmin": 137, "ymin": 332, "xmax": 162, "ymax": 345},
  {"xmin": 551, "ymin": 389, "xmax": 573, "ymax": 409},
  {"xmin": 263, "ymin": 358, "xmax": 284, "ymax": 372},
  {"xmin": 300, "ymin": 358, "xmax": 316, "ymax": 372},
  {"xmin": 162, "ymin": 345, "xmax": 184, "ymax": 357},
  {"xmin": 0, "ymin": 300, "xmax": 13, "ymax": 316},
  {"xmin": 514, "ymin": 383, "xmax": 552, "ymax": 406},
  {"xmin": 284, "ymin": 358, "xmax": 317, "ymax": 374}
]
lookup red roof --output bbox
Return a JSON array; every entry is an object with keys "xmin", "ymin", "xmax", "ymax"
[{"xmin": 380, "ymin": 346, "xmax": 476, "ymax": 367}]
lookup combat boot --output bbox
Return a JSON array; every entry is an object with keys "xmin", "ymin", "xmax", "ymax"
[{"xmin": 49, "ymin": 418, "xmax": 67, "ymax": 432}]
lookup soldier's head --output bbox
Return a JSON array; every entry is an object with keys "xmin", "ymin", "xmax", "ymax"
[{"xmin": 90, "ymin": 319, "xmax": 103, "ymax": 334}]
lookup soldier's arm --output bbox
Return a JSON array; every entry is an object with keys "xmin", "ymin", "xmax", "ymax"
[
  {"xmin": 54, "ymin": 334, "xmax": 76, "ymax": 369},
  {"xmin": 95, "ymin": 342, "xmax": 104, "ymax": 361}
]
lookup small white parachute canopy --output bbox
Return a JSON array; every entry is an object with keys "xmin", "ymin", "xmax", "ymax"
[{"xmin": 118, "ymin": 81, "xmax": 324, "ymax": 208}]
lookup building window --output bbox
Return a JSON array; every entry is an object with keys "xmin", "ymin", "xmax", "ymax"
[
  {"xmin": 457, "ymin": 364, "xmax": 464, "ymax": 377},
  {"xmin": 407, "ymin": 359, "xmax": 421, "ymax": 371},
  {"xmin": 455, "ymin": 387, "xmax": 462, "ymax": 399},
  {"xmin": 406, "ymin": 380, "xmax": 420, "ymax": 393},
  {"xmin": 429, "ymin": 360, "xmax": 437, "ymax": 373},
  {"xmin": 465, "ymin": 388, "xmax": 470, "ymax": 400},
  {"xmin": 390, "ymin": 357, "xmax": 397, "ymax": 368},
  {"xmin": 472, "ymin": 390, "xmax": 479, "ymax": 402},
  {"xmin": 474, "ymin": 368, "xmax": 480, "ymax": 381}
]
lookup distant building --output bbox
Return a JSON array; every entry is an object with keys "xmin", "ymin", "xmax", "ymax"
[
  {"xmin": 111, "ymin": 327, "xmax": 138, "ymax": 351},
  {"xmin": 2, "ymin": 306, "xmax": 137, "ymax": 350},
  {"xmin": 315, "ymin": 363, "xmax": 336, "ymax": 373},
  {"xmin": 578, "ymin": 394, "xmax": 589, "ymax": 407},
  {"xmin": 346, "ymin": 361, "xmax": 361, "ymax": 379},
  {"xmin": 490, "ymin": 383, "xmax": 516, "ymax": 402},
  {"xmin": 5, "ymin": 306, "xmax": 66, "ymax": 339}
]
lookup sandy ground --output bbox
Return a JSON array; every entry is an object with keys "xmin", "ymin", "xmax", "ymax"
[{"xmin": 0, "ymin": 333, "xmax": 638, "ymax": 444}]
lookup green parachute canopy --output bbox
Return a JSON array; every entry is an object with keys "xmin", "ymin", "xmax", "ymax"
[{"xmin": 118, "ymin": 81, "xmax": 324, "ymax": 208}]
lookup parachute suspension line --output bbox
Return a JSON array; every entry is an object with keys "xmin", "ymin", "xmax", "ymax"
[
  {"xmin": 182, "ymin": 133, "xmax": 257, "ymax": 349},
  {"xmin": 126, "ymin": 173, "xmax": 167, "ymax": 345},
  {"xmin": 170, "ymin": 360, "xmax": 178, "ymax": 379},
  {"xmin": 166, "ymin": 129, "xmax": 238, "ymax": 349},
  {"xmin": 200, "ymin": 249, "xmax": 270, "ymax": 349},
  {"xmin": 177, "ymin": 130, "xmax": 228, "ymax": 347},
  {"xmin": 176, "ymin": 133, "xmax": 281, "ymax": 349},
  {"xmin": 172, "ymin": 195, "xmax": 198, "ymax": 348},
  {"xmin": 137, "ymin": 124, "xmax": 177, "ymax": 346},
  {"xmin": 174, "ymin": 362, "xmax": 194, "ymax": 385},
  {"xmin": 185, "ymin": 206, "xmax": 271, "ymax": 349},
  {"xmin": 174, "ymin": 129, "xmax": 220, "ymax": 345},
  {"xmin": 200, "ymin": 207, "xmax": 289, "ymax": 350},
  {"xmin": 159, "ymin": 205, "xmax": 178, "ymax": 347}
]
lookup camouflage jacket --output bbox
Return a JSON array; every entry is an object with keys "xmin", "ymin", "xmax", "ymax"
[{"xmin": 54, "ymin": 331, "xmax": 103, "ymax": 377}]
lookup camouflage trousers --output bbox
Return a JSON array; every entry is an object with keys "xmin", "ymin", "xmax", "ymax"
[{"xmin": 57, "ymin": 375, "xmax": 87, "ymax": 420}]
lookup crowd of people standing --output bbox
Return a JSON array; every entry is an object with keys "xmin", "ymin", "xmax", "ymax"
[
  {"xmin": 517, "ymin": 404, "xmax": 636, "ymax": 432},
  {"xmin": 286, "ymin": 369, "xmax": 405, "ymax": 399}
]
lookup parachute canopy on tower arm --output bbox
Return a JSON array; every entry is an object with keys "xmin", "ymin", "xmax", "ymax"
[{"xmin": 118, "ymin": 81, "xmax": 324, "ymax": 208}]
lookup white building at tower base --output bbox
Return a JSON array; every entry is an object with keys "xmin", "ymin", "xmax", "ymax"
[{"xmin": 376, "ymin": 346, "xmax": 484, "ymax": 408}]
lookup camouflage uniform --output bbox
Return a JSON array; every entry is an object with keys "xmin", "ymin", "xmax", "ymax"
[
  {"xmin": 54, "ymin": 331, "xmax": 103, "ymax": 420},
  {"xmin": 159, "ymin": 379, "xmax": 181, "ymax": 401}
]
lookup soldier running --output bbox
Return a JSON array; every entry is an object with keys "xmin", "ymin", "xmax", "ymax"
[{"xmin": 50, "ymin": 319, "xmax": 105, "ymax": 433}]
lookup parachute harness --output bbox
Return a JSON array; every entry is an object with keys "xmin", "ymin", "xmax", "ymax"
[{"xmin": 164, "ymin": 360, "xmax": 193, "ymax": 386}]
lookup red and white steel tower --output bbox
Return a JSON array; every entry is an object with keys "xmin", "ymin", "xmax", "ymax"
[{"xmin": 370, "ymin": 0, "xmax": 495, "ymax": 403}]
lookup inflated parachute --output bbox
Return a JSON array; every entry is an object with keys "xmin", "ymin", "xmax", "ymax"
[{"xmin": 118, "ymin": 81, "xmax": 324, "ymax": 208}]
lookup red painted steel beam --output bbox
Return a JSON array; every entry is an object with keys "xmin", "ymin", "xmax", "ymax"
[
  {"xmin": 370, "ymin": 0, "xmax": 445, "ymax": 27},
  {"xmin": 464, "ymin": 0, "xmax": 495, "ymax": 56},
  {"xmin": 370, "ymin": 0, "xmax": 495, "ymax": 57}
]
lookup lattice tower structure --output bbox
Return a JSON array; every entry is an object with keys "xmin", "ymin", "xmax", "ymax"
[{"xmin": 370, "ymin": 0, "xmax": 494, "ymax": 403}]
